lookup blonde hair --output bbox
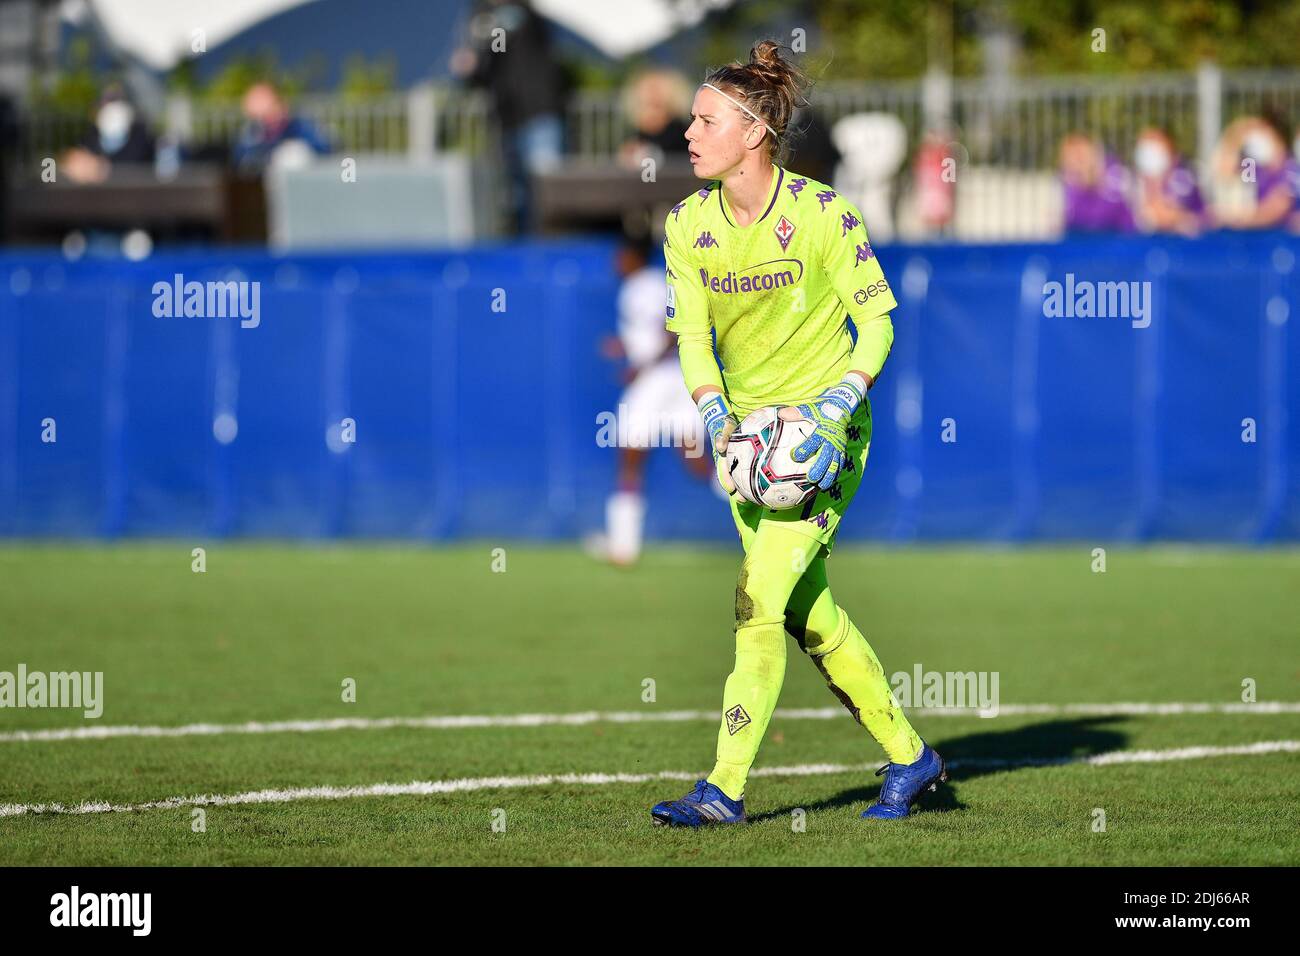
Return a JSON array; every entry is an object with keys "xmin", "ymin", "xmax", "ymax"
[
  {"xmin": 703, "ymin": 39, "xmax": 810, "ymax": 163},
  {"xmin": 622, "ymin": 68, "xmax": 691, "ymax": 125}
]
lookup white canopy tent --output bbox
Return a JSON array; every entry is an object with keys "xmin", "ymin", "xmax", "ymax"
[
  {"xmin": 73, "ymin": 0, "xmax": 735, "ymax": 70},
  {"xmin": 73, "ymin": 0, "xmax": 323, "ymax": 72},
  {"xmin": 532, "ymin": 0, "xmax": 733, "ymax": 59}
]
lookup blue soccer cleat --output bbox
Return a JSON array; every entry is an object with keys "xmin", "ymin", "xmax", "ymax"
[
  {"xmin": 651, "ymin": 779, "xmax": 746, "ymax": 827},
  {"xmin": 861, "ymin": 741, "xmax": 947, "ymax": 820}
]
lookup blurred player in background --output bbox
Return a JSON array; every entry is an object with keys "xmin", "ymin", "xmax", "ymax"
[
  {"xmin": 650, "ymin": 41, "xmax": 944, "ymax": 827},
  {"xmin": 586, "ymin": 234, "xmax": 714, "ymax": 567}
]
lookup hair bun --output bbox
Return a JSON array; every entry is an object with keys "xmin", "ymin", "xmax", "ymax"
[
  {"xmin": 703, "ymin": 38, "xmax": 809, "ymax": 165},
  {"xmin": 750, "ymin": 39, "xmax": 782, "ymax": 69}
]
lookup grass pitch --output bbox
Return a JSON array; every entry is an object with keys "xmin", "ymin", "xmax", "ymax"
[{"xmin": 0, "ymin": 543, "xmax": 1296, "ymax": 866}]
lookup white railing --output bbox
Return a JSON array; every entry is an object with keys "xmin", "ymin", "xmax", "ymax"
[
  {"xmin": 21, "ymin": 67, "xmax": 1291, "ymax": 164},
  {"xmin": 17, "ymin": 67, "xmax": 1300, "ymax": 240}
]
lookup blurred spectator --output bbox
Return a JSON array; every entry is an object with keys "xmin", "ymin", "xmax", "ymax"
[
  {"xmin": 0, "ymin": 93, "xmax": 15, "ymax": 242},
  {"xmin": 914, "ymin": 131, "xmax": 956, "ymax": 234},
  {"xmin": 1213, "ymin": 115, "xmax": 1300, "ymax": 230},
  {"xmin": 784, "ymin": 105, "xmax": 841, "ymax": 185},
  {"xmin": 831, "ymin": 113, "xmax": 907, "ymax": 242},
  {"xmin": 1132, "ymin": 127, "xmax": 1204, "ymax": 236},
  {"xmin": 1059, "ymin": 133, "xmax": 1135, "ymax": 235},
  {"xmin": 233, "ymin": 82, "xmax": 330, "ymax": 173},
  {"xmin": 61, "ymin": 87, "xmax": 156, "ymax": 184},
  {"xmin": 618, "ymin": 68, "xmax": 690, "ymax": 170},
  {"xmin": 451, "ymin": 0, "xmax": 566, "ymax": 232}
]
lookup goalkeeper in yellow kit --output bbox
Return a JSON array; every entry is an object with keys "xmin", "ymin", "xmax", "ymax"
[{"xmin": 650, "ymin": 40, "xmax": 946, "ymax": 826}]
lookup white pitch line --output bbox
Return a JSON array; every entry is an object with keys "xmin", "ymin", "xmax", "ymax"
[
  {"xmin": 1, "ymin": 740, "xmax": 1296, "ymax": 818},
  {"xmin": 1, "ymin": 701, "xmax": 1298, "ymax": 744}
]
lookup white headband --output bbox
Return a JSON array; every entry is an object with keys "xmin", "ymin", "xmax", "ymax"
[{"xmin": 701, "ymin": 82, "xmax": 770, "ymax": 137}]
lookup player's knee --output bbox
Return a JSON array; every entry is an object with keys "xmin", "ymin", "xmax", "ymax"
[
  {"xmin": 783, "ymin": 606, "xmax": 810, "ymax": 648},
  {"xmin": 782, "ymin": 574, "xmax": 823, "ymax": 649},
  {"xmin": 799, "ymin": 600, "xmax": 847, "ymax": 657},
  {"xmin": 733, "ymin": 564, "xmax": 785, "ymax": 631}
]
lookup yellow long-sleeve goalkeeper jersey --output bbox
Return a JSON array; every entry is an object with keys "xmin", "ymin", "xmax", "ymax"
[{"xmin": 663, "ymin": 164, "xmax": 897, "ymax": 419}]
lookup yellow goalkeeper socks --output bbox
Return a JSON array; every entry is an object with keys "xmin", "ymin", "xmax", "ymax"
[
  {"xmin": 706, "ymin": 623, "xmax": 787, "ymax": 801},
  {"xmin": 809, "ymin": 609, "xmax": 922, "ymax": 765}
]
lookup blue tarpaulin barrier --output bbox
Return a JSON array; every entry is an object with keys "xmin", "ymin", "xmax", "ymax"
[{"xmin": 0, "ymin": 232, "xmax": 1296, "ymax": 542}]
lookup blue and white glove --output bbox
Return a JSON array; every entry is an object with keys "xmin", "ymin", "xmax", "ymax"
[
  {"xmin": 791, "ymin": 373, "xmax": 867, "ymax": 490},
  {"xmin": 698, "ymin": 391, "xmax": 738, "ymax": 495}
]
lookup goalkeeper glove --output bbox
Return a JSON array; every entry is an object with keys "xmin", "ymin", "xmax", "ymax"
[
  {"xmin": 791, "ymin": 373, "xmax": 867, "ymax": 490},
  {"xmin": 697, "ymin": 391, "xmax": 738, "ymax": 495}
]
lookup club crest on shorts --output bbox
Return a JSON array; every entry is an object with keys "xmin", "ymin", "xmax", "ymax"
[
  {"xmin": 725, "ymin": 704, "xmax": 752, "ymax": 735},
  {"xmin": 774, "ymin": 215, "xmax": 795, "ymax": 252}
]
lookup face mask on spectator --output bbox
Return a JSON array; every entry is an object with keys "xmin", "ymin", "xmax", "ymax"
[
  {"xmin": 96, "ymin": 101, "xmax": 133, "ymax": 154},
  {"xmin": 1244, "ymin": 131, "xmax": 1278, "ymax": 165},
  {"xmin": 1134, "ymin": 141, "xmax": 1171, "ymax": 177}
]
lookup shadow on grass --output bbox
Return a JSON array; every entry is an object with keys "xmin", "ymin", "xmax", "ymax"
[{"xmin": 747, "ymin": 716, "xmax": 1129, "ymax": 823}]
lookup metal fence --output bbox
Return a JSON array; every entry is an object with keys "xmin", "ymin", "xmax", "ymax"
[
  {"xmin": 17, "ymin": 86, "xmax": 497, "ymax": 164},
  {"xmin": 182, "ymin": 88, "xmax": 499, "ymax": 158},
  {"xmin": 945, "ymin": 72, "xmax": 1206, "ymax": 239},
  {"xmin": 16, "ymin": 67, "xmax": 1300, "ymax": 241}
]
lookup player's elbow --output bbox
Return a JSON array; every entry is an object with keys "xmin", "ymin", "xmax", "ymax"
[{"xmin": 674, "ymin": 329, "xmax": 713, "ymax": 351}]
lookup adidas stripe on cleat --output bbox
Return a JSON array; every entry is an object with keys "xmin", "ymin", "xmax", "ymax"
[{"xmin": 651, "ymin": 779, "xmax": 746, "ymax": 827}]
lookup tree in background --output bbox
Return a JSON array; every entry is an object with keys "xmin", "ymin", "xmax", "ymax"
[
  {"xmin": 708, "ymin": 0, "xmax": 1300, "ymax": 80},
  {"xmin": 29, "ymin": 36, "xmax": 101, "ymax": 115},
  {"xmin": 1008, "ymin": 0, "xmax": 1300, "ymax": 73},
  {"xmin": 168, "ymin": 51, "xmax": 319, "ymax": 104}
]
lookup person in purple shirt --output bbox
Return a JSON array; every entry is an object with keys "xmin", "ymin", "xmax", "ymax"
[
  {"xmin": 1059, "ymin": 133, "xmax": 1136, "ymax": 236},
  {"xmin": 1214, "ymin": 115, "xmax": 1300, "ymax": 230},
  {"xmin": 1133, "ymin": 127, "xmax": 1205, "ymax": 236}
]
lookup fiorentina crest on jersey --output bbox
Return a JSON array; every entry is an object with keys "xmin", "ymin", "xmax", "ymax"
[{"xmin": 774, "ymin": 215, "xmax": 796, "ymax": 252}]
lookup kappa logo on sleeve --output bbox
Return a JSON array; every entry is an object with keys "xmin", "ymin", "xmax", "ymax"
[
  {"xmin": 725, "ymin": 704, "xmax": 752, "ymax": 735},
  {"xmin": 666, "ymin": 283, "xmax": 676, "ymax": 318}
]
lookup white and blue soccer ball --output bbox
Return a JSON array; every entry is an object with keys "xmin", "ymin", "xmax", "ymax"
[{"xmin": 725, "ymin": 406, "xmax": 819, "ymax": 510}]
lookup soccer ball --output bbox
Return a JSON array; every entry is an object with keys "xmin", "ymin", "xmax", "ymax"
[{"xmin": 725, "ymin": 406, "xmax": 819, "ymax": 510}]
